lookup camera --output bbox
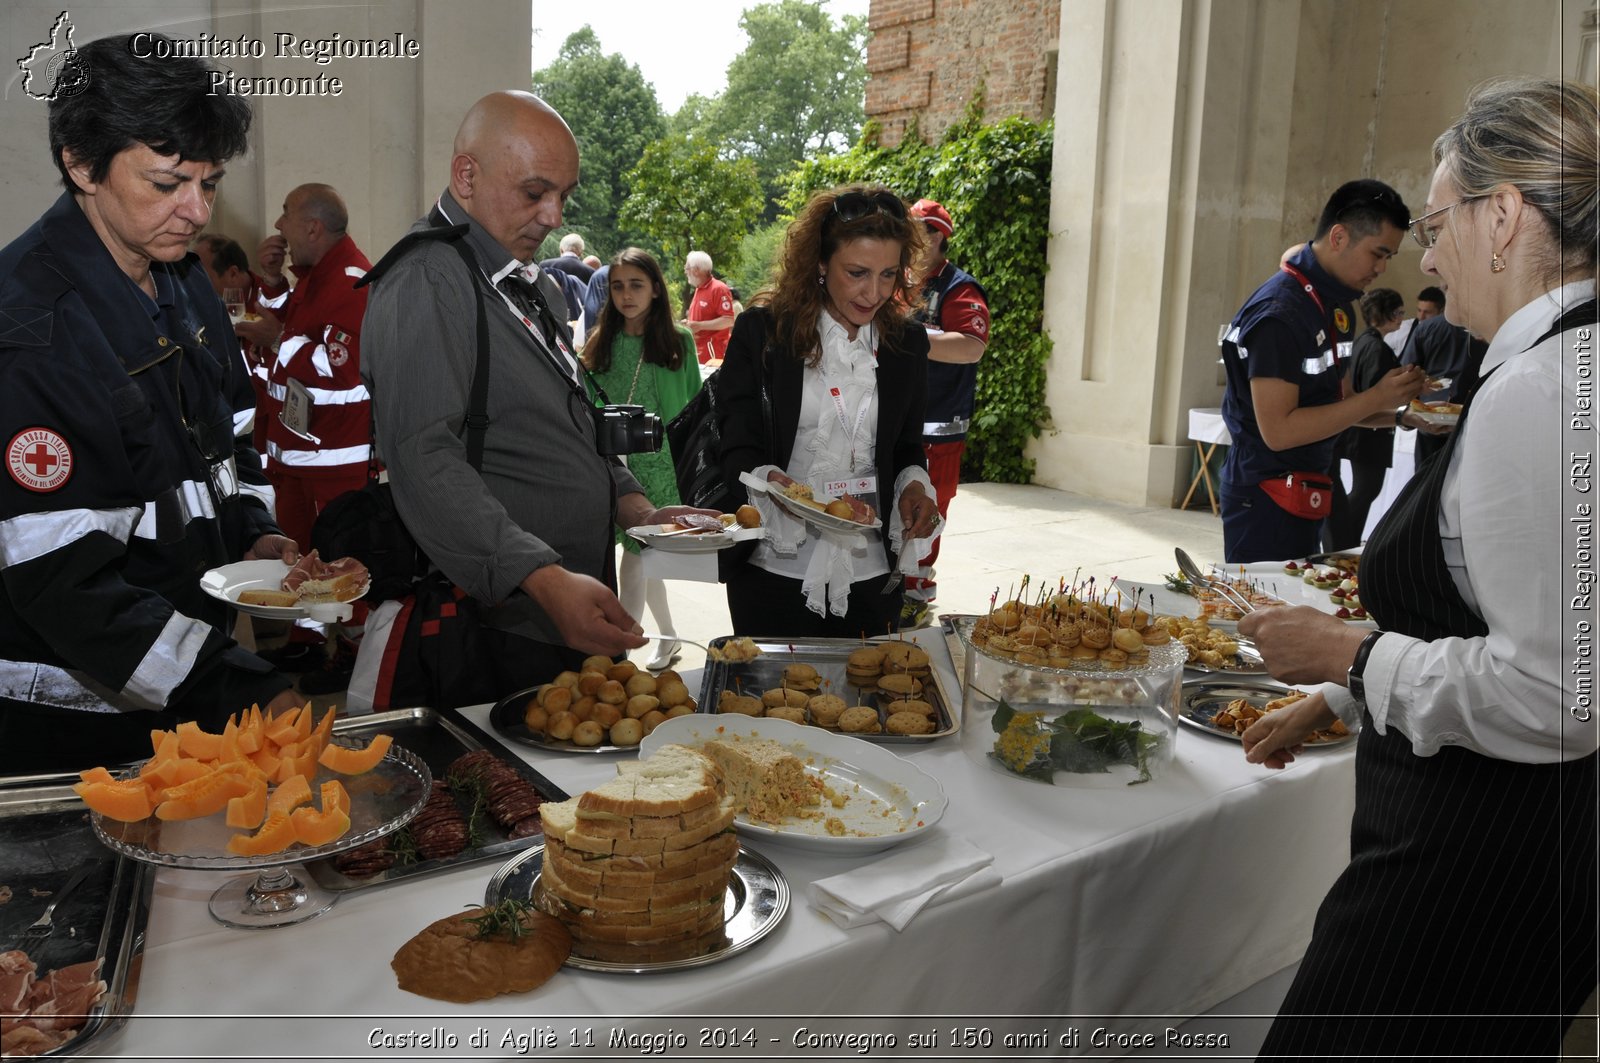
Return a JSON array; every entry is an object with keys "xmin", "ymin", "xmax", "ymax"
[{"xmin": 593, "ymin": 404, "xmax": 663, "ymax": 457}]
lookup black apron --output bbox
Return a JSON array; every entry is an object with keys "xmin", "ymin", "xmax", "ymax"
[{"xmin": 1259, "ymin": 303, "xmax": 1599, "ymax": 1061}]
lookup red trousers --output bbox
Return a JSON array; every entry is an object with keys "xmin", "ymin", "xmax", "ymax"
[{"xmin": 905, "ymin": 438, "xmax": 964, "ymax": 600}]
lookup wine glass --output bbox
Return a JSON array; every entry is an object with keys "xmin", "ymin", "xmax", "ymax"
[{"xmin": 223, "ymin": 288, "xmax": 246, "ymax": 323}]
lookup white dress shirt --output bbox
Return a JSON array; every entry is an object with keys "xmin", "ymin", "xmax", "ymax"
[
  {"xmin": 755, "ymin": 312, "xmax": 887, "ymax": 580},
  {"xmin": 1329, "ymin": 280, "xmax": 1598, "ymax": 762}
]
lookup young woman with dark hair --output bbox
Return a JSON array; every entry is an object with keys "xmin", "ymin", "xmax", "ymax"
[{"xmin": 582, "ymin": 248, "xmax": 701, "ymax": 669}]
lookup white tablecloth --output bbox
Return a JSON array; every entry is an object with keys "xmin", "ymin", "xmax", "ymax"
[{"xmin": 104, "ymin": 618, "xmax": 1354, "ymax": 1060}]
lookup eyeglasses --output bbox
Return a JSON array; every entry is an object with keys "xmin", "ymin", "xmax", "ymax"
[
  {"xmin": 830, "ymin": 190, "xmax": 907, "ymax": 225},
  {"xmin": 1408, "ymin": 195, "xmax": 1487, "ymax": 249}
]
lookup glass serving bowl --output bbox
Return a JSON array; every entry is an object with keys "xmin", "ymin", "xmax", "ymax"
[
  {"xmin": 92, "ymin": 740, "xmax": 430, "ymax": 928},
  {"xmin": 953, "ymin": 616, "xmax": 1185, "ymax": 787}
]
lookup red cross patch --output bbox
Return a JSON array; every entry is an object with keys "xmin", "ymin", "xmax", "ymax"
[{"xmin": 7, "ymin": 428, "xmax": 73, "ymax": 493}]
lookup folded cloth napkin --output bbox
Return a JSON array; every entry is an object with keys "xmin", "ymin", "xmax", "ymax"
[
  {"xmin": 806, "ymin": 835, "xmax": 1000, "ymax": 931},
  {"xmin": 739, "ymin": 467, "xmax": 939, "ymax": 619}
]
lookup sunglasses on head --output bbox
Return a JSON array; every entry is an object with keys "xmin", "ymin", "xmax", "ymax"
[{"xmin": 830, "ymin": 190, "xmax": 907, "ymax": 224}]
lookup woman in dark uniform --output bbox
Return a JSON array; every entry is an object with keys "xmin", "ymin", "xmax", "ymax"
[{"xmin": 1238, "ymin": 77, "xmax": 1598, "ymax": 1060}]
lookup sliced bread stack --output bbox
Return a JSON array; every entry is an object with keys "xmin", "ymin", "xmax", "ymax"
[{"xmin": 536, "ymin": 744, "xmax": 737, "ymax": 948}]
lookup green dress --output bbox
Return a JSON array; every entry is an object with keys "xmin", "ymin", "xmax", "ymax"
[{"xmin": 590, "ymin": 326, "xmax": 702, "ymax": 551}]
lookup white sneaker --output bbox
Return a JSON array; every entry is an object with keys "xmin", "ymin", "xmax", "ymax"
[{"xmin": 646, "ymin": 640, "xmax": 681, "ymax": 672}]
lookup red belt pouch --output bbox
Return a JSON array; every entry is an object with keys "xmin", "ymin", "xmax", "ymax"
[{"xmin": 1258, "ymin": 471, "xmax": 1334, "ymax": 520}]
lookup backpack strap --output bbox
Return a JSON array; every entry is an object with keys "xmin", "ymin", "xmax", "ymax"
[{"xmin": 357, "ymin": 220, "xmax": 492, "ymax": 472}]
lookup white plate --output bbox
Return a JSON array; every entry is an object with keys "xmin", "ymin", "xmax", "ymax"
[
  {"xmin": 199, "ymin": 559, "xmax": 365, "ymax": 621},
  {"xmin": 640, "ymin": 715, "xmax": 947, "ymax": 854},
  {"xmin": 768, "ymin": 490, "xmax": 878, "ymax": 536},
  {"xmin": 626, "ymin": 524, "xmax": 762, "ymax": 554},
  {"xmin": 1413, "ymin": 410, "xmax": 1460, "ymax": 426}
]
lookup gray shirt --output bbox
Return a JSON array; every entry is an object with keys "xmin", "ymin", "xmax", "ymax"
[{"xmin": 361, "ymin": 193, "xmax": 642, "ymax": 644}]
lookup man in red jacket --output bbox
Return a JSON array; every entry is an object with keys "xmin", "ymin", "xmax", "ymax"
[{"xmin": 258, "ymin": 184, "xmax": 372, "ymax": 684}]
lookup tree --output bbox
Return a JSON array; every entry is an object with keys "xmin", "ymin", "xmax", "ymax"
[
  {"xmin": 706, "ymin": 0, "xmax": 866, "ymax": 216},
  {"xmin": 532, "ymin": 27, "xmax": 667, "ymax": 257},
  {"xmin": 620, "ymin": 133, "xmax": 763, "ymax": 297}
]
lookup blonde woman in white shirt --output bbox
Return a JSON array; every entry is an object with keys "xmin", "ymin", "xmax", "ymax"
[
  {"xmin": 1239, "ymin": 78, "xmax": 1598, "ymax": 1060},
  {"xmin": 716, "ymin": 185, "xmax": 941, "ymax": 637}
]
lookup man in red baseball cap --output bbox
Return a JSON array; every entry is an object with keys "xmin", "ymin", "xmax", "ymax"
[{"xmin": 902, "ymin": 198, "xmax": 991, "ymax": 628}]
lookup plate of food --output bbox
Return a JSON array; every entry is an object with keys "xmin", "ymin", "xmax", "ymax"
[
  {"xmin": 639, "ymin": 714, "xmax": 946, "ymax": 854},
  {"xmin": 1409, "ymin": 399, "xmax": 1462, "ymax": 426},
  {"xmin": 489, "ymin": 657, "xmax": 700, "ymax": 754},
  {"xmin": 482, "ymin": 844, "xmax": 788, "ymax": 973},
  {"xmin": 1179, "ymin": 679, "xmax": 1355, "ymax": 748},
  {"xmin": 741, "ymin": 471, "xmax": 879, "ymax": 536},
  {"xmin": 200, "ymin": 552, "xmax": 368, "ymax": 620},
  {"xmin": 626, "ymin": 511, "xmax": 763, "ymax": 554}
]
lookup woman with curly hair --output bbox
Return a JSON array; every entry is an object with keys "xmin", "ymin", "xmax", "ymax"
[{"xmin": 715, "ymin": 184, "xmax": 942, "ymax": 636}]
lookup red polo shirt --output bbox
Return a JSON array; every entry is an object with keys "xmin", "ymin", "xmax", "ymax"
[{"xmin": 687, "ymin": 276, "xmax": 734, "ymax": 364}]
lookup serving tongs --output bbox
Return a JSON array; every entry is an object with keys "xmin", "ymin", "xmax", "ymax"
[{"xmin": 1174, "ymin": 547, "xmax": 1256, "ymax": 615}]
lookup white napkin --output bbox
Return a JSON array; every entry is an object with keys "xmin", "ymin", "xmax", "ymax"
[
  {"xmin": 740, "ymin": 468, "xmax": 807, "ymax": 554},
  {"xmin": 806, "ymin": 835, "xmax": 1000, "ymax": 931},
  {"xmin": 740, "ymin": 468, "xmax": 938, "ymax": 619}
]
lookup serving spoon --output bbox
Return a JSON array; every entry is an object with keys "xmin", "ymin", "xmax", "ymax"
[{"xmin": 1174, "ymin": 547, "xmax": 1256, "ymax": 616}]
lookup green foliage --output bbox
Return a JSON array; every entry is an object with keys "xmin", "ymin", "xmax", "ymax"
[
  {"xmin": 786, "ymin": 109, "xmax": 1054, "ymax": 483},
  {"xmin": 619, "ymin": 133, "xmax": 764, "ymax": 293},
  {"xmin": 728, "ymin": 220, "xmax": 788, "ymax": 304},
  {"xmin": 533, "ymin": 27, "xmax": 667, "ymax": 257},
  {"xmin": 682, "ymin": 0, "xmax": 866, "ymax": 219}
]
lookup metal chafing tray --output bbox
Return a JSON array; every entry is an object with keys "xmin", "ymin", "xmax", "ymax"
[
  {"xmin": 0, "ymin": 779, "xmax": 153, "ymax": 1059},
  {"xmin": 300, "ymin": 706, "xmax": 568, "ymax": 892},
  {"xmin": 698, "ymin": 635, "xmax": 958, "ymax": 742}
]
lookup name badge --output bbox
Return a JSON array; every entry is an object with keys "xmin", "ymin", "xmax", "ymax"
[
  {"xmin": 821, "ymin": 475, "xmax": 877, "ymax": 498},
  {"xmin": 279, "ymin": 378, "xmax": 319, "ymax": 442}
]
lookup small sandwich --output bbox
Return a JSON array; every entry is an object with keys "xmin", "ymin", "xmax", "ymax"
[{"xmin": 282, "ymin": 549, "xmax": 370, "ymax": 602}]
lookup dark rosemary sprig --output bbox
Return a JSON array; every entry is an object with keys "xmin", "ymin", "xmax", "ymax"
[
  {"xmin": 462, "ymin": 897, "xmax": 537, "ymax": 941},
  {"xmin": 446, "ymin": 768, "xmax": 491, "ymax": 850},
  {"xmin": 389, "ymin": 827, "xmax": 419, "ymax": 866}
]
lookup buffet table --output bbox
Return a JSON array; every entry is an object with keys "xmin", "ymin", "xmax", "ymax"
[{"xmin": 100, "ymin": 599, "xmax": 1358, "ymax": 1061}]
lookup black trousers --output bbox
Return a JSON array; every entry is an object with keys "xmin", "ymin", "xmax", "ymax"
[
  {"xmin": 725, "ymin": 563, "xmax": 903, "ymax": 640},
  {"xmin": 1325, "ymin": 459, "xmax": 1389, "ymax": 550},
  {"xmin": 1258, "ymin": 722, "xmax": 1598, "ymax": 1060}
]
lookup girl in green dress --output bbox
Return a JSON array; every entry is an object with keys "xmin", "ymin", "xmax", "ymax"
[{"xmin": 583, "ymin": 248, "xmax": 703, "ymax": 669}]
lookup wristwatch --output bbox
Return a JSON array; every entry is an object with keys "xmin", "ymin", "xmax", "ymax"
[
  {"xmin": 1346, "ymin": 630, "xmax": 1384, "ymax": 704},
  {"xmin": 1393, "ymin": 408, "xmax": 1407, "ymax": 427}
]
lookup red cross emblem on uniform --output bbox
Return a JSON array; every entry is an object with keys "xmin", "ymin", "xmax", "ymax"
[{"xmin": 7, "ymin": 427, "xmax": 73, "ymax": 493}]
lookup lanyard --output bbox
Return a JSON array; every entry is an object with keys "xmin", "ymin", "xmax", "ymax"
[
  {"xmin": 819, "ymin": 347, "xmax": 877, "ymax": 472},
  {"xmin": 1279, "ymin": 261, "xmax": 1326, "ymax": 318},
  {"xmin": 434, "ymin": 197, "xmax": 584, "ymax": 388}
]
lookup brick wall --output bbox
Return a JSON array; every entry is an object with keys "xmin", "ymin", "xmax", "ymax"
[{"xmin": 866, "ymin": 0, "xmax": 1062, "ymax": 146}]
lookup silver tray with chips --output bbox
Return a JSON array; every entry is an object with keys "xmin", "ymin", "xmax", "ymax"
[
  {"xmin": 697, "ymin": 634, "xmax": 958, "ymax": 742},
  {"xmin": 1179, "ymin": 678, "xmax": 1358, "ymax": 749},
  {"xmin": 300, "ymin": 707, "xmax": 567, "ymax": 892}
]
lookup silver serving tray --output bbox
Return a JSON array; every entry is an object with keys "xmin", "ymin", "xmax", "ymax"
[
  {"xmin": 1183, "ymin": 640, "xmax": 1269, "ymax": 676},
  {"xmin": 489, "ymin": 686, "xmax": 642, "ymax": 754},
  {"xmin": 1180, "ymin": 677, "xmax": 1358, "ymax": 749},
  {"xmin": 0, "ymin": 781, "xmax": 154, "ymax": 1058},
  {"xmin": 484, "ymin": 844, "xmax": 788, "ymax": 974},
  {"xmin": 301, "ymin": 707, "xmax": 569, "ymax": 892},
  {"xmin": 698, "ymin": 635, "xmax": 958, "ymax": 742}
]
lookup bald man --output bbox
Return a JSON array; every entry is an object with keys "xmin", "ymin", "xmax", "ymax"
[{"xmin": 358, "ymin": 92, "xmax": 705, "ymax": 706}]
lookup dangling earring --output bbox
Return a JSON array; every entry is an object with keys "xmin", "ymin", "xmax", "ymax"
[
  {"xmin": 818, "ymin": 274, "xmax": 826, "ymax": 286},
  {"xmin": 1490, "ymin": 251, "xmax": 1507, "ymax": 273}
]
